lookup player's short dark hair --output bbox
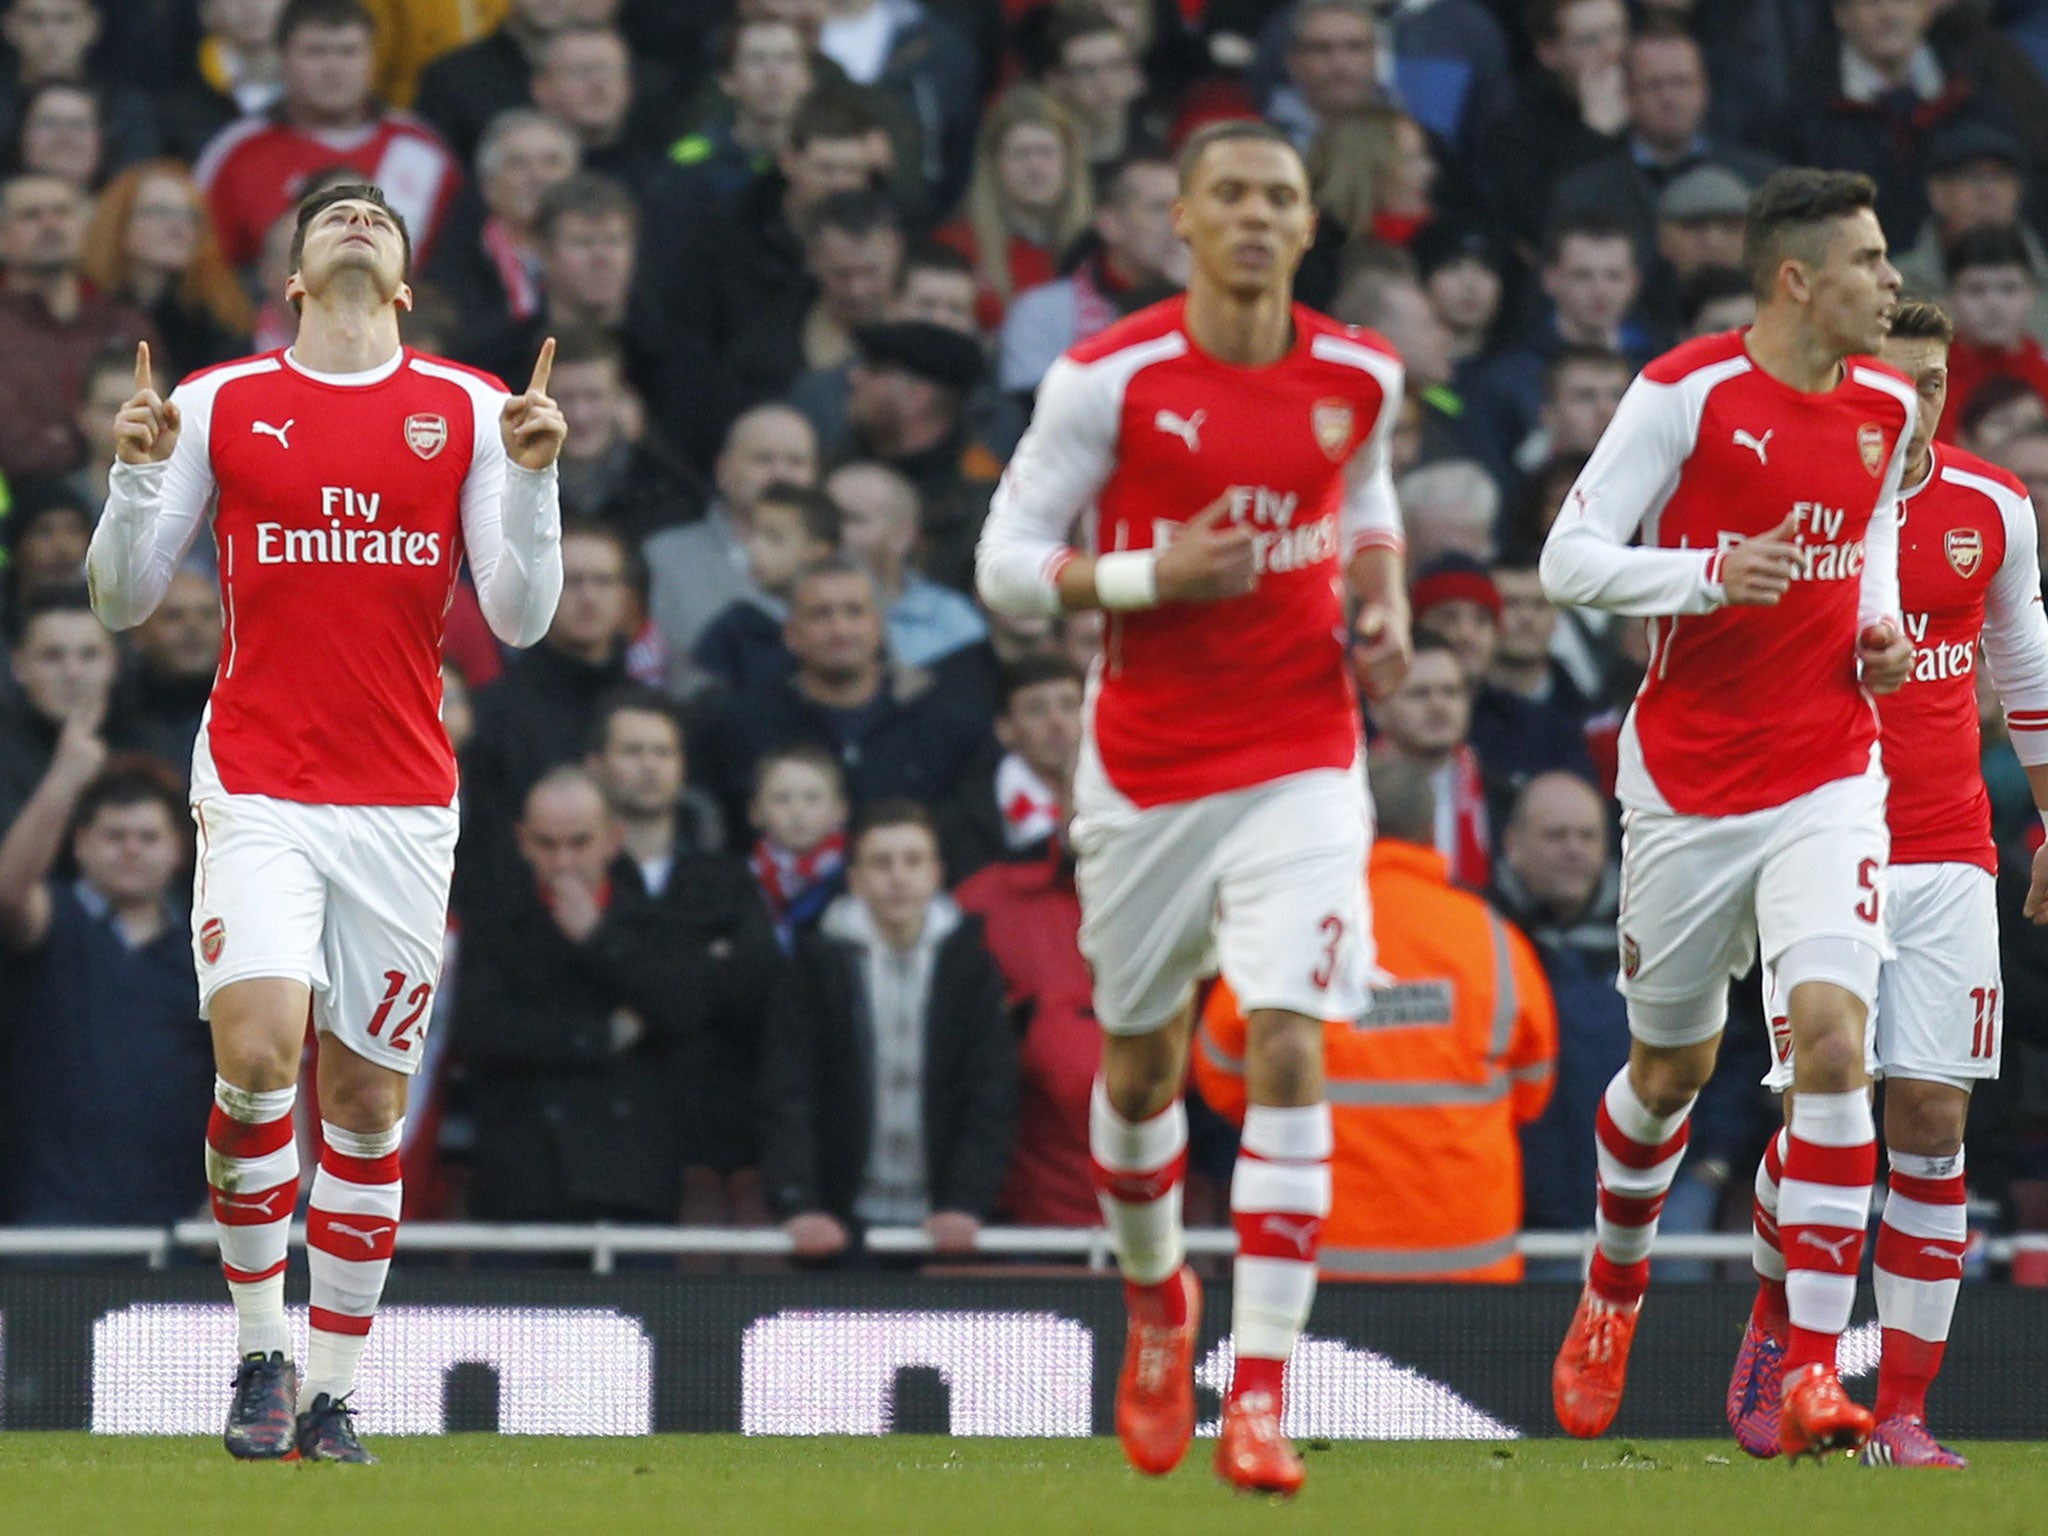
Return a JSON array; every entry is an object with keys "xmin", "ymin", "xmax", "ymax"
[
  {"xmin": 289, "ymin": 180, "xmax": 413, "ymax": 279},
  {"xmin": 1176, "ymin": 119, "xmax": 1300, "ymax": 192},
  {"xmin": 588, "ymin": 684, "xmax": 683, "ymax": 757},
  {"xmin": 755, "ymin": 482, "xmax": 841, "ymax": 547},
  {"xmin": 1543, "ymin": 211, "xmax": 1633, "ymax": 265},
  {"xmin": 751, "ymin": 742, "xmax": 846, "ymax": 800},
  {"xmin": 1945, "ymin": 222, "xmax": 2035, "ymax": 282},
  {"xmin": 12, "ymin": 582, "xmax": 95, "ymax": 645},
  {"xmin": 276, "ymin": 0, "xmax": 375, "ymax": 47},
  {"xmin": 1743, "ymin": 167, "xmax": 1880, "ymax": 301},
  {"xmin": 72, "ymin": 754, "xmax": 186, "ymax": 839},
  {"xmin": 1888, "ymin": 299, "xmax": 1955, "ymax": 345},
  {"xmin": 1544, "ymin": 343, "xmax": 1631, "ymax": 392},
  {"xmin": 799, "ymin": 185, "xmax": 902, "ymax": 247},
  {"xmin": 849, "ymin": 797, "xmax": 940, "ymax": 861},
  {"xmin": 551, "ymin": 324, "xmax": 626, "ymax": 373},
  {"xmin": 536, "ymin": 172, "xmax": 638, "ymax": 242},
  {"xmin": 787, "ymin": 87, "xmax": 883, "ymax": 152},
  {"xmin": 900, "ymin": 239, "xmax": 974, "ymax": 287},
  {"xmin": 999, "ymin": 654, "xmax": 1085, "ymax": 712}
]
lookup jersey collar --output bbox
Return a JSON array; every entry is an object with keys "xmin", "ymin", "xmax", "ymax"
[{"xmin": 281, "ymin": 345, "xmax": 405, "ymax": 387}]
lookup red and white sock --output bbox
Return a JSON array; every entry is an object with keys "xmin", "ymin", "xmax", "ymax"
[
  {"xmin": 1591, "ymin": 1068, "xmax": 1692, "ymax": 1307},
  {"xmin": 1227, "ymin": 1102, "xmax": 1332, "ymax": 1415},
  {"xmin": 1748, "ymin": 1128, "xmax": 1790, "ymax": 1341},
  {"xmin": 206, "ymin": 1076, "xmax": 299, "ymax": 1360},
  {"xmin": 1779, "ymin": 1090, "xmax": 1877, "ymax": 1374},
  {"xmin": 1090, "ymin": 1080, "xmax": 1188, "ymax": 1319},
  {"xmin": 304, "ymin": 1119, "xmax": 403, "ymax": 1405},
  {"xmin": 1873, "ymin": 1147, "xmax": 1967, "ymax": 1422}
]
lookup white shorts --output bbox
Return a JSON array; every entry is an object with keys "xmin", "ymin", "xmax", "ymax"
[
  {"xmin": 1618, "ymin": 771, "xmax": 1890, "ymax": 1047},
  {"xmin": 1070, "ymin": 763, "xmax": 1373, "ymax": 1035},
  {"xmin": 192, "ymin": 791, "xmax": 459, "ymax": 1076},
  {"xmin": 1764, "ymin": 861, "xmax": 2001, "ymax": 1091}
]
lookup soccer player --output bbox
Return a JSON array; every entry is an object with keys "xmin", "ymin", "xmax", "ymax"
[
  {"xmin": 1730, "ymin": 300, "xmax": 2048, "ymax": 1468},
  {"xmin": 1539, "ymin": 167, "xmax": 1916, "ymax": 1457},
  {"xmin": 976, "ymin": 119, "xmax": 1410, "ymax": 1495},
  {"xmin": 85, "ymin": 183, "xmax": 565, "ymax": 1463}
]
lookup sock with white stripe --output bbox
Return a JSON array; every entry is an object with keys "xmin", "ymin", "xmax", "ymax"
[
  {"xmin": 1779, "ymin": 1090, "xmax": 1877, "ymax": 1374},
  {"xmin": 304, "ymin": 1120, "xmax": 403, "ymax": 1406},
  {"xmin": 1590, "ymin": 1068, "xmax": 1692, "ymax": 1307},
  {"xmin": 1228, "ymin": 1102, "xmax": 1333, "ymax": 1414},
  {"xmin": 1874, "ymin": 1146, "xmax": 1967, "ymax": 1422},
  {"xmin": 1089, "ymin": 1080, "xmax": 1189, "ymax": 1321},
  {"xmin": 1748, "ymin": 1127, "xmax": 1790, "ymax": 1341},
  {"xmin": 206, "ymin": 1076, "xmax": 299, "ymax": 1360}
]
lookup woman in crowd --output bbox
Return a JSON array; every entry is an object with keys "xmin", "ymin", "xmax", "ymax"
[
  {"xmin": 938, "ymin": 87, "xmax": 1094, "ymax": 330},
  {"xmin": 80, "ymin": 160, "xmax": 252, "ymax": 379}
]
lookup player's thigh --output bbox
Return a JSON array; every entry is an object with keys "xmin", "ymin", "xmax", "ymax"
[
  {"xmin": 1212, "ymin": 768, "xmax": 1372, "ymax": 1023},
  {"xmin": 1615, "ymin": 805, "xmax": 1762, "ymax": 1043},
  {"xmin": 314, "ymin": 802, "xmax": 459, "ymax": 1077},
  {"xmin": 191, "ymin": 793, "xmax": 328, "ymax": 1021},
  {"xmin": 1072, "ymin": 794, "xmax": 1228, "ymax": 1036},
  {"xmin": 1755, "ymin": 771, "xmax": 1890, "ymax": 971},
  {"xmin": 1876, "ymin": 862, "xmax": 2002, "ymax": 1087}
]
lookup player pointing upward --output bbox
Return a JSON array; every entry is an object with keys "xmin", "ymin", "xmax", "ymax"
[
  {"xmin": 87, "ymin": 183, "xmax": 565, "ymax": 1463},
  {"xmin": 1540, "ymin": 168, "xmax": 1914, "ymax": 1457},
  {"xmin": 978, "ymin": 118, "xmax": 1410, "ymax": 1495}
]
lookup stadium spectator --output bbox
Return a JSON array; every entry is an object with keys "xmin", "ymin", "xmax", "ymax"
[
  {"xmin": 1195, "ymin": 757, "xmax": 1556, "ymax": 1280},
  {"xmin": 1488, "ymin": 769, "xmax": 1626, "ymax": 1234},
  {"xmin": 1680, "ymin": 262, "xmax": 1756, "ymax": 337},
  {"xmin": 422, "ymin": 109, "xmax": 579, "ymax": 335},
  {"xmin": 128, "ymin": 566, "xmax": 221, "ymax": 777},
  {"xmin": 1332, "ymin": 267, "xmax": 1474, "ymax": 469},
  {"xmin": 10, "ymin": 79, "xmax": 106, "ymax": 191},
  {"xmin": 549, "ymin": 326, "xmax": 707, "ymax": 544},
  {"xmin": 1939, "ymin": 224, "xmax": 2048, "ymax": 445},
  {"xmin": 662, "ymin": 16, "xmax": 814, "ymax": 208},
  {"xmin": 528, "ymin": 24, "xmax": 665, "ymax": 193},
  {"xmin": 1039, "ymin": 2, "xmax": 1152, "ymax": 176},
  {"xmin": 810, "ymin": 0, "xmax": 977, "ymax": 206},
  {"xmin": 0, "ymin": 171, "xmax": 156, "ymax": 481},
  {"xmin": 0, "ymin": 588, "xmax": 135, "ymax": 829},
  {"xmin": 1263, "ymin": 0, "xmax": 1386, "ymax": 152},
  {"xmin": 585, "ymin": 686, "xmax": 726, "ymax": 871},
  {"xmin": 80, "ymin": 160, "xmax": 254, "ymax": 379},
  {"xmin": 761, "ymin": 799, "xmax": 1018, "ymax": 1258},
  {"xmin": 998, "ymin": 152, "xmax": 1183, "ymax": 396},
  {"xmin": 196, "ymin": 0, "xmax": 462, "ymax": 270},
  {"xmin": 0, "ymin": 751, "xmax": 210, "ymax": 1225},
  {"xmin": 1992, "ymin": 424, "xmax": 2048, "ymax": 520},
  {"xmin": 1643, "ymin": 162, "xmax": 1752, "ymax": 337},
  {"xmin": 751, "ymin": 187, "xmax": 908, "ymax": 405},
  {"xmin": 1415, "ymin": 222, "xmax": 1504, "ymax": 379},
  {"xmin": 1396, "ymin": 458, "xmax": 1499, "ymax": 569},
  {"xmin": 827, "ymin": 461, "xmax": 985, "ymax": 670},
  {"xmin": 1364, "ymin": 629, "xmax": 1498, "ymax": 889},
  {"xmin": 1960, "ymin": 376, "xmax": 2048, "ymax": 462},
  {"xmin": 1302, "ymin": 105, "xmax": 1437, "ymax": 279},
  {"xmin": 939, "ymin": 654, "xmax": 1081, "ymax": 883},
  {"xmin": 414, "ymin": 0, "xmax": 579, "ymax": 162},
  {"xmin": 55, "ymin": 346, "xmax": 129, "ymax": 508},
  {"xmin": 1477, "ymin": 0, "xmax": 1630, "ymax": 249},
  {"xmin": 0, "ymin": 0, "xmax": 158, "ymax": 178},
  {"xmin": 1508, "ymin": 344, "xmax": 1631, "ymax": 484},
  {"xmin": 2, "ymin": 488, "xmax": 93, "ymax": 619},
  {"xmin": 705, "ymin": 558, "xmax": 990, "ymax": 828},
  {"xmin": 695, "ymin": 482, "xmax": 840, "ymax": 692},
  {"xmin": 747, "ymin": 743, "xmax": 850, "ymax": 951},
  {"xmin": 936, "ymin": 86, "xmax": 1094, "ymax": 330},
  {"xmin": 1487, "ymin": 554, "xmax": 1591, "ymax": 717},
  {"xmin": 159, "ymin": 0, "xmax": 286, "ymax": 162},
  {"xmin": 1893, "ymin": 121, "xmax": 2044, "ymax": 320}
]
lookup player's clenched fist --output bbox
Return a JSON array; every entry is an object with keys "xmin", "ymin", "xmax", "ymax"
[
  {"xmin": 113, "ymin": 341, "xmax": 179, "ymax": 465},
  {"xmin": 1857, "ymin": 620, "xmax": 1914, "ymax": 695},
  {"xmin": 1155, "ymin": 492, "xmax": 1257, "ymax": 602},
  {"xmin": 1719, "ymin": 510, "xmax": 1801, "ymax": 605},
  {"xmin": 501, "ymin": 336, "xmax": 567, "ymax": 470}
]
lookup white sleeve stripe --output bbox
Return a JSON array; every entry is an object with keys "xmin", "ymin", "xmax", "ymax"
[
  {"xmin": 1851, "ymin": 364, "xmax": 1919, "ymax": 417},
  {"xmin": 407, "ymin": 355, "xmax": 508, "ymax": 404},
  {"xmin": 1310, "ymin": 333, "xmax": 1401, "ymax": 395},
  {"xmin": 1938, "ymin": 462, "xmax": 2025, "ymax": 511}
]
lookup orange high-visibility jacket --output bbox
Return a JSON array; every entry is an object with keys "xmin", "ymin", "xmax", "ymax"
[{"xmin": 1195, "ymin": 840, "xmax": 1557, "ymax": 1281}]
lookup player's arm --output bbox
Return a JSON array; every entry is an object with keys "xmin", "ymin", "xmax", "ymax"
[
  {"xmin": 1980, "ymin": 484, "xmax": 2048, "ymax": 921},
  {"xmin": 86, "ymin": 342, "xmax": 214, "ymax": 630},
  {"xmin": 1340, "ymin": 365, "xmax": 1412, "ymax": 700},
  {"xmin": 1854, "ymin": 418, "xmax": 1915, "ymax": 693},
  {"xmin": 462, "ymin": 342, "xmax": 566, "ymax": 649}
]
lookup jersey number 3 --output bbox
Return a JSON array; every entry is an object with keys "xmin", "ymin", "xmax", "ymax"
[
  {"xmin": 367, "ymin": 969, "xmax": 432, "ymax": 1052},
  {"xmin": 1309, "ymin": 915, "xmax": 1345, "ymax": 990}
]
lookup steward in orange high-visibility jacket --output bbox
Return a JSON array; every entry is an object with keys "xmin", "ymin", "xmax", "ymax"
[{"xmin": 1194, "ymin": 760, "xmax": 1557, "ymax": 1281}]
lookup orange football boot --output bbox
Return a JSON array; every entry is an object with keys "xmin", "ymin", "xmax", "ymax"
[
  {"xmin": 1214, "ymin": 1391, "xmax": 1305, "ymax": 1496},
  {"xmin": 1553, "ymin": 1284, "xmax": 1641, "ymax": 1438},
  {"xmin": 1115, "ymin": 1266, "xmax": 1201, "ymax": 1475},
  {"xmin": 1779, "ymin": 1363, "xmax": 1874, "ymax": 1460}
]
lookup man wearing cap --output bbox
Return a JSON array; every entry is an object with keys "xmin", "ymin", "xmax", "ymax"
[
  {"xmin": 1895, "ymin": 121, "xmax": 2048, "ymax": 335},
  {"xmin": 840, "ymin": 318, "xmax": 1004, "ymax": 594}
]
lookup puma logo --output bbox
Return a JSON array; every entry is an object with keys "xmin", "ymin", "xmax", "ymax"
[
  {"xmin": 1918, "ymin": 1243, "xmax": 1965, "ymax": 1271},
  {"xmin": 222, "ymin": 1189, "xmax": 285, "ymax": 1216},
  {"xmin": 1795, "ymin": 1230, "xmax": 1856, "ymax": 1265},
  {"xmin": 1154, "ymin": 408, "xmax": 1204, "ymax": 452},
  {"xmin": 1733, "ymin": 427, "xmax": 1772, "ymax": 464},
  {"xmin": 251, "ymin": 418, "xmax": 293, "ymax": 449},
  {"xmin": 325, "ymin": 1219, "xmax": 394, "ymax": 1250},
  {"xmin": 1260, "ymin": 1214, "xmax": 1320, "ymax": 1257}
]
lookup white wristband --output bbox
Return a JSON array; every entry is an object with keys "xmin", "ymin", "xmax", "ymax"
[{"xmin": 1093, "ymin": 550, "xmax": 1159, "ymax": 610}]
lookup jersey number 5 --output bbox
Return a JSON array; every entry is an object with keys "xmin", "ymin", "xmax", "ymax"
[
  {"xmin": 367, "ymin": 969, "xmax": 431, "ymax": 1052},
  {"xmin": 1854, "ymin": 858, "xmax": 1880, "ymax": 925}
]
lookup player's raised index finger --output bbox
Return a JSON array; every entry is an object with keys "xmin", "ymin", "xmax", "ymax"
[
  {"xmin": 527, "ymin": 337, "xmax": 555, "ymax": 397},
  {"xmin": 134, "ymin": 340, "xmax": 151, "ymax": 394}
]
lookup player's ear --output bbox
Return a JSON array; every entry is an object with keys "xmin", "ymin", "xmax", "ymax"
[
  {"xmin": 1169, "ymin": 197, "xmax": 1191, "ymax": 241},
  {"xmin": 394, "ymin": 281, "xmax": 415, "ymax": 314},
  {"xmin": 283, "ymin": 269, "xmax": 306, "ymax": 306}
]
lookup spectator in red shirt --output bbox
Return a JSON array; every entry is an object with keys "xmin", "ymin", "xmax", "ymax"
[
  {"xmin": 196, "ymin": 0, "xmax": 461, "ymax": 270},
  {"xmin": 1939, "ymin": 222, "xmax": 2048, "ymax": 443}
]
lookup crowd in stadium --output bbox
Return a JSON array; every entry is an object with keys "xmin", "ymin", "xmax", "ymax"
[{"xmin": 1, "ymin": 0, "xmax": 2046, "ymax": 1278}]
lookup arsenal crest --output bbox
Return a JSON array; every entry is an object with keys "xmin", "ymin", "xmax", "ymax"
[
  {"xmin": 1946, "ymin": 526, "xmax": 1985, "ymax": 578},
  {"xmin": 405, "ymin": 412, "xmax": 448, "ymax": 460},
  {"xmin": 1857, "ymin": 422, "xmax": 1885, "ymax": 476},
  {"xmin": 1311, "ymin": 398, "xmax": 1354, "ymax": 462},
  {"xmin": 199, "ymin": 917, "xmax": 225, "ymax": 965}
]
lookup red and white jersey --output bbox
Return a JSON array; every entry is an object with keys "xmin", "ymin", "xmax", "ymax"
[
  {"xmin": 976, "ymin": 296, "xmax": 1404, "ymax": 808},
  {"xmin": 1884, "ymin": 443, "xmax": 2048, "ymax": 871},
  {"xmin": 87, "ymin": 346, "xmax": 562, "ymax": 807},
  {"xmin": 196, "ymin": 112, "xmax": 460, "ymax": 270},
  {"xmin": 1540, "ymin": 330, "xmax": 1915, "ymax": 818}
]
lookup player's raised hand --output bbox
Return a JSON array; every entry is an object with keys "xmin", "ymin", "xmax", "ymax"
[
  {"xmin": 1720, "ymin": 511, "xmax": 1802, "ymax": 605},
  {"xmin": 501, "ymin": 337, "xmax": 566, "ymax": 471},
  {"xmin": 113, "ymin": 342, "xmax": 180, "ymax": 465},
  {"xmin": 1857, "ymin": 620, "xmax": 1914, "ymax": 695},
  {"xmin": 1154, "ymin": 492, "xmax": 1257, "ymax": 603}
]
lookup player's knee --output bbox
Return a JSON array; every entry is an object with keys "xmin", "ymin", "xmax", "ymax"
[
  {"xmin": 1630, "ymin": 1046, "xmax": 1714, "ymax": 1115},
  {"xmin": 1244, "ymin": 1011, "xmax": 1323, "ymax": 1103},
  {"xmin": 1885, "ymin": 1081, "xmax": 1969, "ymax": 1158},
  {"xmin": 321, "ymin": 1072, "xmax": 406, "ymax": 1134},
  {"xmin": 213, "ymin": 1033, "xmax": 300, "ymax": 1094},
  {"xmin": 1101, "ymin": 1033, "xmax": 1186, "ymax": 1119}
]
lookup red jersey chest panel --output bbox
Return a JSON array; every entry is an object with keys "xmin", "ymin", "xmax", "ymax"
[
  {"xmin": 204, "ymin": 351, "xmax": 481, "ymax": 805},
  {"xmin": 1083, "ymin": 304, "xmax": 1395, "ymax": 806},
  {"xmin": 1882, "ymin": 450, "xmax": 2010, "ymax": 869},
  {"xmin": 1631, "ymin": 348, "xmax": 1911, "ymax": 815}
]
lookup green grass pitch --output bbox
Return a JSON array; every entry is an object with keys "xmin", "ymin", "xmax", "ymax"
[{"xmin": 6, "ymin": 1436, "xmax": 2048, "ymax": 1536}]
